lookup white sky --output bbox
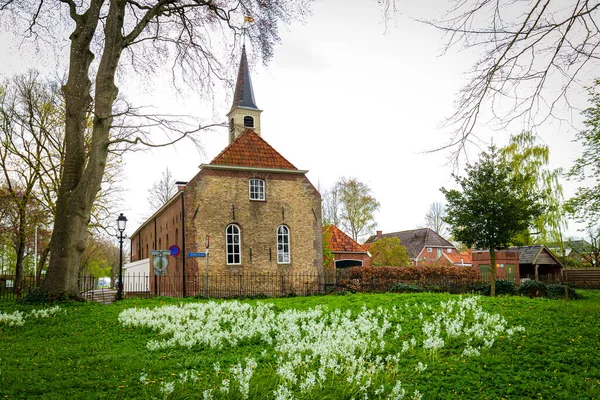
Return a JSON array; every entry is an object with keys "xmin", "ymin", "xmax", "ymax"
[{"xmin": 0, "ymin": 0, "xmax": 593, "ymax": 243}]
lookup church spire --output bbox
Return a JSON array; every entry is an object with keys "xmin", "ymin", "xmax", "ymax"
[
  {"xmin": 227, "ymin": 45, "xmax": 263, "ymax": 144},
  {"xmin": 232, "ymin": 45, "xmax": 258, "ymax": 110}
]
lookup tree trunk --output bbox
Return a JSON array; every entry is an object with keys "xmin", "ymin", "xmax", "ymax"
[
  {"xmin": 41, "ymin": 0, "xmax": 107, "ymax": 299},
  {"xmin": 490, "ymin": 248, "xmax": 496, "ymax": 297},
  {"xmin": 36, "ymin": 247, "xmax": 50, "ymax": 286}
]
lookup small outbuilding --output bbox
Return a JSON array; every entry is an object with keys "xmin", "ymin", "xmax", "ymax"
[{"xmin": 517, "ymin": 245, "xmax": 563, "ymax": 283}]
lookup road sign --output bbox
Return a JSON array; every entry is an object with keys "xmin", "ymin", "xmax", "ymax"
[
  {"xmin": 150, "ymin": 250, "xmax": 170, "ymax": 257},
  {"xmin": 188, "ymin": 252, "xmax": 206, "ymax": 258},
  {"xmin": 169, "ymin": 245, "xmax": 181, "ymax": 257}
]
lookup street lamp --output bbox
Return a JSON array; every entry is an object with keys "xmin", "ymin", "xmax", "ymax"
[{"xmin": 116, "ymin": 213, "xmax": 127, "ymax": 300}]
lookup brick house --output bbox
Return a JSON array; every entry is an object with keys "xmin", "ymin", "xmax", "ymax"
[
  {"xmin": 471, "ymin": 250, "xmax": 520, "ymax": 282},
  {"xmin": 323, "ymin": 225, "xmax": 371, "ymax": 269},
  {"xmin": 130, "ymin": 46, "xmax": 323, "ymax": 296},
  {"xmin": 365, "ymin": 228, "xmax": 458, "ymax": 265}
]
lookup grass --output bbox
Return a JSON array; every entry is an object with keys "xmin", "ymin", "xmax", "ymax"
[{"xmin": 0, "ymin": 291, "xmax": 599, "ymax": 399}]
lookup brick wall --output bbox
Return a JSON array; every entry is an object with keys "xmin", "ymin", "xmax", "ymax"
[{"xmin": 184, "ymin": 168, "xmax": 323, "ymax": 277}]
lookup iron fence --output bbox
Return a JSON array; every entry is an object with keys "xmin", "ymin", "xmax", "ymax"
[{"xmin": 1, "ymin": 267, "xmax": 598, "ymax": 302}]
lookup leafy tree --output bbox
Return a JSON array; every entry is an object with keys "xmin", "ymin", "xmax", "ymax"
[
  {"xmin": 147, "ymin": 167, "xmax": 177, "ymax": 213},
  {"xmin": 0, "ymin": 0, "xmax": 316, "ymax": 299},
  {"xmin": 566, "ymin": 79, "xmax": 600, "ymax": 224},
  {"xmin": 369, "ymin": 237, "xmax": 411, "ymax": 267},
  {"xmin": 423, "ymin": 201, "xmax": 447, "ymax": 237},
  {"xmin": 500, "ymin": 131, "xmax": 567, "ymax": 247},
  {"xmin": 442, "ymin": 145, "xmax": 544, "ymax": 296},
  {"xmin": 321, "ymin": 226, "xmax": 334, "ymax": 271},
  {"xmin": 332, "ymin": 177, "xmax": 380, "ymax": 242}
]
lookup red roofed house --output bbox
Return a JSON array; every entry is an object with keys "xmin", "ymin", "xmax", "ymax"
[
  {"xmin": 130, "ymin": 46, "xmax": 323, "ymax": 296},
  {"xmin": 324, "ymin": 225, "xmax": 371, "ymax": 269}
]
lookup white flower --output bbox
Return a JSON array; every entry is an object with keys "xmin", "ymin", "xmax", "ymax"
[{"xmin": 414, "ymin": 362, "xmax": 427, "ymax": 373}]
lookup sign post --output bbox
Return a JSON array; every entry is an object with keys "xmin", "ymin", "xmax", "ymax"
[{"xmin": 205, "ymin": 235, "xmax": 210, "ymax": 297}]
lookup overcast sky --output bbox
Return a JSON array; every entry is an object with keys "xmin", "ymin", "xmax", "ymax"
[{"xmin": 0, "ymin": 0, "xmax": 593, "ymax": 243}]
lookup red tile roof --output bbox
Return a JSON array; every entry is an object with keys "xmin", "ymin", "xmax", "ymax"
[
  {"xmin": 445, "ymin": 251, "xmax": 473, "ymax": 264},
  {"xmin": 324, "ymin": 225, "xmax": 368, "ymax": 253},
  {"xmin": 210, "ymin": 129, "xmax": 297, "ymax": 170}
]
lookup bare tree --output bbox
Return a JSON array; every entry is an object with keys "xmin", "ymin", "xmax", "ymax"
[
  {"xmin": 147, "ymin": 167, "xmax": 177, "ymax": 213},
  {"xmin": 334, "ymin": 177, "xmax": 380, "ymax": 242},
  {"xmin": 0, "ymin": 0, "xmax": 315, "ymax": 298},
  {"xmin": 321, "ymin": 184, "xmax": 341, "ymax": 227},
  {"xmin": 381, "ymin": 1, "xmax": 600, "ymax": 158},
  {"xmin": 424, "ymin": 201, "xmax": 447, "ymax": 237}
]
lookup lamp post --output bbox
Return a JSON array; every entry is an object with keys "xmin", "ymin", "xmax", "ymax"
[{"xmin": 116, "ymin": 213, "xmax": 127, "ymax": 300}]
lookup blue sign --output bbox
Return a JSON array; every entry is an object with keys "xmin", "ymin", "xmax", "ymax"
[{"xmin": 188, "ymin": 252, "xmax": 206, "ymax": 258}]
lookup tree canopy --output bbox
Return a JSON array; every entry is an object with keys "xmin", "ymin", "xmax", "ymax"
[
  {"xmin": 369, "ymin": 237, "xmax": 411, "ymax": 267},
  {"xmin": 442, "ymin": 145, "xmax": 543, "ymax": 296},
  {"xmin": 325, "ymin": 177, "xmax": 380, "ymax": 242},
  {"xmin": 499, "ymin": 131, "xmax": 566, "ymax": 247}
]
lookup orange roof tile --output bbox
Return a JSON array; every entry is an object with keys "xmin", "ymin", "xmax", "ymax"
[
  {"xmin": 210, "ymin": 129, "xmax": 297, "ymax": 170},
  {"xmin": 445, "ymin": 251, "xmax": 473, "ymax": 264},
  {"xmin": 324, "ymin": 225, "xmax": 368, "ymax": 253}
]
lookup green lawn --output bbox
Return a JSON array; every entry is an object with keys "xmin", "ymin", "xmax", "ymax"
[{"xmin": 1, "ymin": 291, "xmax": 599, "ymax": 399}]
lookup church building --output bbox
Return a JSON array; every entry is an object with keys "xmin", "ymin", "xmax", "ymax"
[{"xmin": 130, "ymin": 46, "xmax": 324, "ymax": 296}]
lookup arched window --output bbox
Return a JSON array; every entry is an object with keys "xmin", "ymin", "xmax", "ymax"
[
  {"xmin": 277, "ymin": 225, "xmax": 290, "ymax": 264},
  {"xmin": 249, "ymin": 178, "xmax": 265, "ymax": 201},
  {"xmin": 229, "ymin": 118, "xmax": 235, "ymax": 132},
  {"xmin": 226, "ymin": 224, "xmax": 241, "ymax": 265},
  {"xmin": 243, "ymin": 116, "xmax": 254, "ymax": 128}
]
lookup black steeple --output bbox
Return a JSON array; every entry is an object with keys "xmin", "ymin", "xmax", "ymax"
[{"xmin": 231, "ymin": 45, "xmax": 258, "ymax": 110}]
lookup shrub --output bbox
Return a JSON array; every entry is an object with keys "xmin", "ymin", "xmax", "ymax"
[
  {"xmin": 21, "ymin": 288, "xmax": 51, "ymax": 304},
  {"xmin": 547, "ymin": 284, "xmax": 582, "ymax": 300},
  {"xmin": 518, "ymin": 280, "xmax": 548, "ymax": 298},
  {"xmin": 480, "ymin": 280, "xmax": 517, "ymax": 296},
  {"xmin": 391, "ymin": 283, "xmax": 422, "ymax": 293}
]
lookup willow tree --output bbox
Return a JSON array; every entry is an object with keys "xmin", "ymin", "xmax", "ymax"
[
  {"xmin": 0, "ymin": 0, "xmax": 316, "ymax": 298},
  {"xmin": 500, "ymin": 131, "xmax": 567, "ymax": 248}
]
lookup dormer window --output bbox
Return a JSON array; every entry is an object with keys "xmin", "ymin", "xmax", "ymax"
[
  {"xmin": 249, "ymin": 178, "xmax": 265, "ymax": 201},
  {"xmin": 243, "ymin": 116, "xmax": 254, "ymax": 128}
]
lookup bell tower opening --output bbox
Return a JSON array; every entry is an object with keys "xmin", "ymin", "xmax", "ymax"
[{"xmin": 243, "ymin": 116, "xmax": 254, "ymax": 128}]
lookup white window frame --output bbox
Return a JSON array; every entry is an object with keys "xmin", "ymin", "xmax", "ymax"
[
  {"xmin": 427, "ymin": 247, "xmax": 433, "ymax": 253},
  {"xmin": 447, "ymin": 248, "xmax": 452, "ymax": 253},
  {"xmin": 249, "ymin": 178, "xmax": 265, "ymax": 201},
  {"xmin": 226, "ymin": 224, "xmax": 241, "ymax": 265},
  {"xmin": 277, "ymin": 225, "xmax": 291, "ymax": 264}
]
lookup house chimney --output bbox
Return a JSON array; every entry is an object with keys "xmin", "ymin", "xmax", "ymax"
[
  {"xmin": 175, "ymin": 181, "xmax": 188, "ymax": 192},
  {"xmin": 376, "ymin": 230, "xmax": 382, "ymax": 237}
]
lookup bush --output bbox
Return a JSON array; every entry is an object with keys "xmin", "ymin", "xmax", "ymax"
[
  {"xmin": 518, "ymin": 280, "xmax": 548, "ymax": 298},
  {"xmin": 21, "ymin": 288, "xmax": 51, "ymax": 304},
  {"xmin": 480, "ymin": 280, "xmax": 517, "ymax": 296},
  {"xmin": 547, "ymin": 284, "xmax": 582, "ymax": 300},
  {"xmin": 391, "ymin": 283, "xmax": 422, "ymax": 293}
]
